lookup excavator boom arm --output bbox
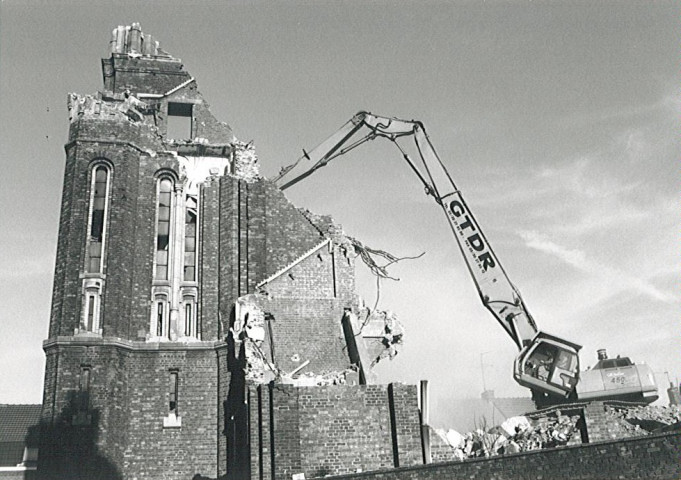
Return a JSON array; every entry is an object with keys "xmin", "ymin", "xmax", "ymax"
[
  {"xmin": 277, "ymin": 111, "xmax": 538, "ymax": 349},
  {"xmin": 276, "ymin": 111, "xmax": 659, "ymax": 404}
]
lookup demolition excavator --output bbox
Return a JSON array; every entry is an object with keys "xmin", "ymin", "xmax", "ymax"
[{"xmin": 274, "ymin": 111, "xmax": 658, "ymax": 407}]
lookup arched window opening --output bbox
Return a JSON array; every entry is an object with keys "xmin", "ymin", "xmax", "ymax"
[
  {"xmin": 155, "ymin": 299, "xmax": 169, "ymax": 338},
  {"xmin": 87, "ymin": 165, "xmax": 110, "ymax": 273},
  {"xmin": 80, "ymin": 279, "xmax": 103, "ymax": 335},
  {"xmin": 155, "ymin": 177, "xmax": 173, "ymax": 280},
  {"xmin": 182, "ymin": 295, "xmax": 197, "ymax": 338}
]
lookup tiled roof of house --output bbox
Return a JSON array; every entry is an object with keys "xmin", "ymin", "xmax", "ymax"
[
  {"xmin": 431, "ymin": 395, "xmax": 537, "ymax": 433},
  {"xmin": 0, "ymin": 404, "xmax": 42, "ymax": 443},
  {"xmin": 0, "ymin": 404, "xmax": 41, "ymax": 467}
]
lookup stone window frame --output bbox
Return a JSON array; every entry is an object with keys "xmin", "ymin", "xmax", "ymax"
[
  {"xmin": 181, "ymin": 291, "xmax": 198, "ymax": 338},
  {"xmin": 79, "ymin": 278, "xmax": 103, "ymax": 335},
  {"xmin": 78, "ymin": 159, "xmax": 112, "ymax": 336},
  {"xmin": 153, "ymin": 173, "xmax": 176, "ymax": 282},
  {"xmin": 151, "ymin": 291, "xmax": 170, "ymax": 339},
  {"xmin": 85, "ymin": 160, "xmax": 113, "ymax": 275},
  {"xmin": 150, "ymin": 170, "xmax": 182, "ymax": 341}
]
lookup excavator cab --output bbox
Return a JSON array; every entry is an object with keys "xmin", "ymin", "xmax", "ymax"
[{"xmin": 514, "ymin": 332, "xmax": 581, "ymax": 398}]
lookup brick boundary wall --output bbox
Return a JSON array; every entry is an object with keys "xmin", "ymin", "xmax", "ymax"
[
  {"xmin": 248, "ymin": 383, "xmax": 423, "ymax": 480},
  {"xmin": 328, "ymin": 430, "xmax": 681, "ymax": 480}
]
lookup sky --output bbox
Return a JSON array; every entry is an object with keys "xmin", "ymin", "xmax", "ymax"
[{"xmin": 0, "ymin": 1, "xmax": 679, "ymax": 426}]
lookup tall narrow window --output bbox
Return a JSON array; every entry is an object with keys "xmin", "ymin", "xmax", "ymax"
[
  {"xmin": 169, "ymin": 371, "xmax": 179, "ymax": 414},
  {"xmin": 86, "ymin": 295, "xmax": 96, "ymax": 331},
  {"xmin": 184, "ymin": 303, "xmax": 193, "ymax": 337},
  {"xmin": 79, "ymin": 367, "xmax": 91, "ymax": 412},
  {"xmin": 80, "ymin": 281, "xmax": 102, "ymax": 334},
  {"xmin": 72, "ymin": 365, "xmax": 93, "ymax": 425},
  {"xmin": 87, "ymin": 165, "xmax": 110, "ymax": 273},
  {"xmin": 156, "ymin": 300, "xmax": 166, "ymax": 337},
  {"xmin": 155, "ymin": 178, "xmax": 173, "ymax": 280},
  {"xmin": 184, "ymin": 196, "xmax": 197, "ymax": 281}
]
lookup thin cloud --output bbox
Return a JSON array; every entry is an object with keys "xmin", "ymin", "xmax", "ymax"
[
  {"xmin": 0, "ymin": 255, "xmax": 54, "ymax": 280},
  {"xmin": 519, "ymin": 230, "xmax": 676, "ymax": 304}
]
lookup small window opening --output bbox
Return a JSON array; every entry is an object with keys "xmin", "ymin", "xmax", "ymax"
[
  {"xmin": 157, "ymin": 301, "xmax": 165, "ymax": 337},
  {"xmin": 167, "ymin": 102, "xmax": 192, "ymax": 140},
  {"xmin": 87, "ymin": 295, "xmax": 96, "ymax": 331},
  {"xmin": 169, "ymin": 371, "xmax": 178, "ymax": 414},
  {"xmin": 184, "ymin": 303, "xmax": 193, "ymax": 337}
]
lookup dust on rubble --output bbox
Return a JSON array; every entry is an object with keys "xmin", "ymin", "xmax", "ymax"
[{"xmin": 431, "ymin": 404, "xmax": 681, "ymax": 462}]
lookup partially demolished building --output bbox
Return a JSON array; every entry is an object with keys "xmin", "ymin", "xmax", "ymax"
[
  {"xmin": 34, "ymin": 24, "xmax": 681, "ymax": 480},
  {"xmin": 40, "ymin": 24, "xmax": 417, "ymax": 480}
]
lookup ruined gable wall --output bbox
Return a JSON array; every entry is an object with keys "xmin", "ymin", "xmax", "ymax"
[
  {"xmin": 165, "ymin": 83, "xmax": 234, "ymax": 144},
  {"xmin": 217, "ymin": 176, "xmax": 329, "ymax": 311},
  {"xmin": 264, "ymin": 298, "xmax": 349, "ymax": 377}
]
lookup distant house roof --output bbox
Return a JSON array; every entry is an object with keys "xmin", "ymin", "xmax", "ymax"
[
  {"xmin": 0, "ymin": 404, "xmax": 41, "ymax": 467},
  {"xmin": 431, "ymin": 394, "xmax": 536, "ymax": 433},
  {"xmin": 490, "ymin": 397, "xmax": 536, "ymax": 418},
  {"xmin": 0, "ymin": 405, "xmax": 42, "ymax": 443}
]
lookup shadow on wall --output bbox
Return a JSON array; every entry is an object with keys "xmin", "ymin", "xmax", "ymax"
[
  {"xmin": 32, "ymin": 391, "xmax": 122, "ymax": 480},
  {"xmin": 223, "ymin": 332, "xmax": 249, "ymax": 480},
  {"xmin": 191, "ymin": 309, "xmax": 249, "ymax": 480}
]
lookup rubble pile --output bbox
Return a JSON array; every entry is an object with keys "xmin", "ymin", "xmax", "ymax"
[
  {"xmin": 434, "ymin": 412, "xmax": 581, "ymax": 461},
  {"xmin": 281, "ymin": 367, "xmax": 360, "ymax": 387},
  {"xmin": 607, "ymin": 404, "xmax": 681, "ymax": 432}
]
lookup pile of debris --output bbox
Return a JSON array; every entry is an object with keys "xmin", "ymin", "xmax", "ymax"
[
  {"xmin": 432, "ymin": 404, "xmax": 681, "ymax": 463},
  {"xmin": 606, "ymin": 404, "xmax": 681, "ymax": 432},
  {"xmin": 433, "ymin": 411, "xmax": 581, "ymax": 461}
]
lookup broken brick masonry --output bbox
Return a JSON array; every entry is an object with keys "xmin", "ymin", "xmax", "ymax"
[{"xmin": 39, "ymin": 23, "xmax": 415, "ymax": 480}]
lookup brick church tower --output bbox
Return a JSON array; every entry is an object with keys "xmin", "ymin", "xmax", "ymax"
[{"xmin": 39, "ymin": 24, "xmax": 421, "ymax": 480}]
